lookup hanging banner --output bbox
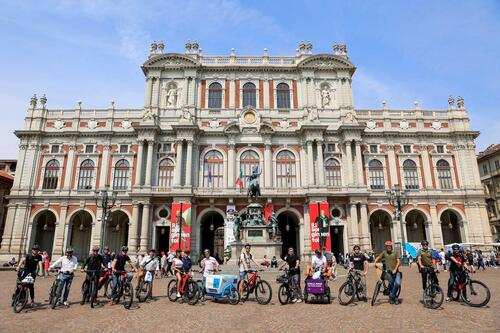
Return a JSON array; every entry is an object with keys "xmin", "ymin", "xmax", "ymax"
[
  {"xmin": 225, "ymin": 205, "xmax": 236, "ymax": 246},
  {"xmin": 169, "ymin": 202, "xmax": 192, "ymax": 252},
  {"xmin": 264, "ymin": 204, "xmax": 274, "ymax": 224},
  {"xmin": 309, "ymin": 202, "xmax": 331, "ymax": 251}
]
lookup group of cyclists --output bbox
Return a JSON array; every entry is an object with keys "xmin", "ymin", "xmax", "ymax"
[{"xmin": 12, "ymin": 239, "xmax": 490, "ymax": 310}]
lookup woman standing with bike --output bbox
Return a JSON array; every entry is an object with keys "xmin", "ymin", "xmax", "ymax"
[{"xmin": 172, "ymin": 249, "xmax": 185, "ymax": 298}]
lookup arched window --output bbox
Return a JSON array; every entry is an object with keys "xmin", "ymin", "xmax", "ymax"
[
  {"xmin": 158, "ymin": 159, "xmax": 174, "ymax": 188},
  {"xmin": 77, "ymin": 159, "xmax": 95, "ymax": 190},
  {"xmin": 240, "ymin": 150, "xmax": 260, "ymax": 188},
  {"xmin": 208, "ymin": 82, "xmax": 223, "ymax": 109},
  {"xmin": 113, "ymin": 159, "xmax": 130, "ymax": 190},
  {"xmin": 242, "ymin": 82, "xmax": 257, "ymax": 107},
  {"xmin": 203, "ymin": 150, "xmax": 224, "ymax": 188},
  {"xmin": 369, "ymin": 159, "xmax": 385, "ymax": 190},
  {"xmin": 325, "ymin": 158, "xmax": 341, "ymax": 187},
  {"xmin": 437, "ymin": 159, "xmax": 453, "ymax": 189},
  {"xmin": 42, "ymin": 159, "xmax": 60, "ymax": 190},
  {"xmin": 403, "ymin": 159, "xmax": 419, "ymax": 190},
  {"xmin": 276, "ymin": 150, "xmax": 296, "ymax": 188},
  {"xmin": 276, "ymin": 83, "xmax": 290, "ymax": 109}
]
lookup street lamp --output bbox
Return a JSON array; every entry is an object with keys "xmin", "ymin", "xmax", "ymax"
[
  {"xmin": 386, "ymin": 184, "xmax": 410, "ymax": 265},
  {"xmin": 95, "ymin": 186, "xmax": 118, "ymax": 251}
]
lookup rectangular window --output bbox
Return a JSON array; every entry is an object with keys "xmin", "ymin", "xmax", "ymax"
[
  {"xmin": 119, "ymin": 144, "xmax": 128, "ymax": 153},
  {"xmin": 403, "ymin": 145, "xmax": 411, "ymax": 153},
  {"xmin": 327, "ymin": 144, "xmax": 336, "ymax": 152},
  {"xmin": 495, "ymin": 160, "xmax": 500, "ymax": 170},
  {"xmin": 483, "ymin": 164, "xmax": 488, "ymax": 175},
  {"xmin": 51, "ymin": 145, "xmax": 60, "ymax": 154},
  {"xmin": 162, "ymin": 143, "xmax": 172, "ymax": 153},
  {"xmin": 436, "ymin": 145, "xmax": 444, "ymax": 153},
  {"xmin": 85, "ymin": 145, "xmax": 94, "ymax": 153},
  {"xmin": 370, "ymin": 145, "xmax": 378, "ymax": 154}
]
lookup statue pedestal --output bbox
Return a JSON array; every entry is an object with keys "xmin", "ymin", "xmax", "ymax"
[{"xmin": 228, "ymin": 225, "xmax": 282, "ymax": 265}]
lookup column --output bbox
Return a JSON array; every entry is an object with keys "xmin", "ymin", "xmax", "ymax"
[
  {"xmin": 425, "ymin": 220, "xmax": 435, "ymax": 249},
  {"xmin": 63, "ymin": 144, "xmax": 76, "ymax": 190},
  {"xmin": 354, "ymin": 141, "xmax": 364, "ymax": 186},
  {"xmin": 429, "ymin": 203, "xmax": 444, "ymax": 248},
  {"xmin": 144, "ymin": 140, "xmax": 154, "ymax": 186},
  {"xmin": 345, "ymin": 141, "xmax": 353, "ymax": 185},
  {"xmin": 359, "ymin": 203, "xmax": 370, "ymax": 250},
  {"xmin": 316, "ymin": 140, "xmax": 325, "ymax": 185},
  {"xmin": 144, "ymin": 77, "xmax": 153, "ymax": 107},
  {"xmin": 228, "ymin": 143, "xmax": 235, "ymax": 188},
  {"xmin": 387, "ymin": 145, "xmax": 399, "ymax": 186},
  {"xmin": 299, "ymin": 143, "xmax": 308, "ymax": 187},
  {"xmin": 91, "ymin": 207, "xmax": 103, "ymax": 251},
  {"xmin": 348, "ymin": 202, "xmax": 360, "ymax": 246},
  {"xmin": 174, "ymin": 140, "xmax": 183, "ymax": 186},
  {"xmin": 307, "ymin": 141, "xmax": 315, "ymax": 186},
  {"xmin": 129, "ymin": 203, "xmax": 140, "ymax": 254},
  {"xmin": 420, "ymin": 146, "xmax": 433, "ymax": 189},
  {"xmin": 99, "ymin": 144, "xmax": 111, "ymax": 189},
  {"xmin": 140, "ymin": 203, "xmax": 151, "ymax": 252},
  {"xmin": 52, "ymin": 204, "xmax": 68, "ymax": 255},
  {"xmin": 183, "ymin": 77, "xmax": 190, "ymax": 107},
  {"xmin": 135, "ymin": 140, "xmax": 144, "ymax": 186},
  {"xmin": 264, "ymin": 143, "xmax": 272, "ymax": 188},
  {"xmin": 185, "ymin": 140, "xmax": 194, "ymax": 186}
]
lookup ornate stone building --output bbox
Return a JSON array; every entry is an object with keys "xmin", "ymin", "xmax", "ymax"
[
  {"xmin": 0, "ymin": 41, "xmax": 492, "ymax": 262},
  {"xmin": 477, "ymin": 144, "xmax": 500, "ymax": 242}
]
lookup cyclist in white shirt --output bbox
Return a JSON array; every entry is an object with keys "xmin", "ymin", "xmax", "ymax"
[
  {"xmin": 199, "ymin": 249, "xmax": 219, "ymax": 301},
  {"xmin": 137, "ymin": 249, "xmax": 159, "ymax": 299},
  {"xmin": 50, "ymin": 247, "xmax": 78, "ymax": 306},
  {"xmin": 307, "ymin": 249, "xmax": 326, "ymax": 277},
  {"xmin": 239, "ymin": 244, "xmax": 260, "ymax": 297},
  {"xmin": 439, "ymin": 249, "xmax": 447, "ymax": 272}
]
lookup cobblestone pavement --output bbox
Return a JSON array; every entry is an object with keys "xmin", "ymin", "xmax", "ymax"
[{"xmin": 0, "ymin": 266, "xmax": 498, "ymax": 333}]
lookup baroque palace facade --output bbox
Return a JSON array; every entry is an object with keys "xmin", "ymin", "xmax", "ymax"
[{"xmin": 0, "ymin": 41, "xmax": 492, "ymax": 262}]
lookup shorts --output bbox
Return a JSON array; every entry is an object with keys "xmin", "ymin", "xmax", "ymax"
[{"xmin": 239, "ymin": 271, "xmax": 246, "ymax": 280}]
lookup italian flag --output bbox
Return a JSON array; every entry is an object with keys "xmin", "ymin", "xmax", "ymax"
[{"xmin": 235, "ymin": 168, "xmax": 244, "ymax": 187}]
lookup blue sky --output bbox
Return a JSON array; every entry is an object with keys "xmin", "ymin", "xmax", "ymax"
[{"xmin": 1, "ymin": 0, "xmax": 499, "ymax": 158}]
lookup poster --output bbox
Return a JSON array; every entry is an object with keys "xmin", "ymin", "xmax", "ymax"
[
  {"xmin": 225, "ymin": 205, "xmax": 236, "ymax": 246},
  {"xmin": 309, "ymin": 202, "xmax": 331, "ymax": 251},
  {"xmin": 264, "ymin": 204, "xmax": 274, "ymax": 224},
  {"xmin": 169, "ymin": 202, "xmax": 191, "ymax": 252}
]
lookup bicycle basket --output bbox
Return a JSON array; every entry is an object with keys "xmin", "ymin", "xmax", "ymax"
[{"xmin": 21, "ymin": 275, "xmax": 34, "ymax": 284}]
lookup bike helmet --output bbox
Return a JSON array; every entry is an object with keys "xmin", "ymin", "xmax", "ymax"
[
  {"xmin": 31, "ymin": 244, "xmax": 40, "ymax": 251},
  {"xmin": 121, "ymin": 246, "xmax": 129, "ymax": 252},
  {"xmin": 65, "ymin": 247, "xmax": 74, "ymax": 253},
  {"xmin": 451, "ymin": 244, "xmax": 460, "ymax": 250},
  {"xmin": 384, "ymin": 240, "xmax": 393, "ymax": 246},
  {"xmin": 421, "ymin": 240, "xmax": 429, "ymax": 246}
]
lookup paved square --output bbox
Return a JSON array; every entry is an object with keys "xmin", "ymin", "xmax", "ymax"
[{"xmin": 0, "ymin": 266, "xmax": 498, "ymax": 333}]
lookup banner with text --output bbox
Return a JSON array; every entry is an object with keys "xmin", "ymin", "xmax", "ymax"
[
  {"xmin": 264, "ymin": 204, "xmax": 274, "ymax": 224},
  {"xmin": 309, "ymin": 202, "xmax": 331, "ymax": 251},
  {"xmin": 169, "ymin": 202, "xmax": 192, "ymax": 252}
]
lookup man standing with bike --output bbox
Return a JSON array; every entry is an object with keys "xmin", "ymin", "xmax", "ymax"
[
  {"xmin": 137, "ymin": 249, "xmax": 159, "ymax": 300},
  {"xmin": 278, "ymin": 247, "xmax": 302, "ymax": 303},
  {"xmin": 417, "ymin": 240, "xmax": 438, "ymax": 291},
  {"xmin": 349, "ymin": 245, "xmax": 368, "ymax": 302},
  {"xmin": 109, "ymin": 246, "xmax": 138, "ymax": 305},
  {"xmin": 15, "ymin": 244, "xmax": 43, "ymax": 308},
  {"xmin": 446, "ymin": 244, "xmax": 471, "ymax": 302},
  {"xmin": 50, "ymin": 247, "xmax": 78, "ymax": 307},
  {"xmin": 199, "ymin": 249, "xmax": 219, "ymax": 301},
  {"xmin": 374, "ymin": 240, "xmax": 401, "ymax": 305},
  {"xmin": 81, "ymin": 245, "xmax": 105, "ymax": 304},
  {"xmin": 239, "ymin": 243, "xmax": 260, "ymax": 297}
]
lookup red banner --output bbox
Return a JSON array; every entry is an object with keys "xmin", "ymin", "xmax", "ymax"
[
  {"xmin": 169, "ymin": 202, "xmax": 192, "ymax": 252},
  {"xmin": 309, "ymin": 202, "xmax": 331, "ymax": 251},
  {"xmin": 264, "ymin": 204, "xmax": 274, "ymax": 224}
]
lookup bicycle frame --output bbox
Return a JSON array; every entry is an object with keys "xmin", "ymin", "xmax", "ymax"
[
  {"xmin": 98, "ymin": 270, "xmax": 111, "ymax": 289},
  {"xmin": 244, "ymin": 271, "xmax": 260, "ymax": 290}
]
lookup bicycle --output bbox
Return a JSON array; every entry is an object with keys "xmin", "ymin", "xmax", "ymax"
[
  {"xmin": 48, "ymin": 271, "xmax": 62, "ymax": 309},
  {"xmin": 111, "ymin": 270, "xmax": 134, "ymax": 309},
  {"xmin": 81, "ymin": 270, "xmax": 101, "ymax": 308},
  {"xmin": 97, "ymin": 269, "xmax": 112, "ymax": 299},
  {"xmin": 422, "ymin": 268, "xmax": 443, "ymax": 309},
  {"xmin": 449, "ymin": 268, "xmax": 490, "ymax": 307},
  {"xmin": 11, "ymin": 273, "xmax": 34, "ymax": 313},
  {"xmin": 238, "ymin": 269, "xmax": 272, "ymax": 305},
  {"xmin": 167, "ymin": 271, "xmax": 199, "ymax": 305},
  {"xmin": 338, "ymin": 269, "xmax": 366, "ymax": 305},
  {"xmin": 136, "ymin": 270, "xmax": 155, "ymax": 302},
  {"xmin": 276, "ymin": 269, "xmax": 293, "ymax": 305},
  {"xmin": 371, "ymin": 265, "xmax": 401, "ymax": 306}
]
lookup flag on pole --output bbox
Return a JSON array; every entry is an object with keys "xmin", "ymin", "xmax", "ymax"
[
  {"xmin": 254, "ymin": 165, "xmax": 259, "ymax": 174},
  {"xmin": 235, "ymin": 167, "xmax": 244, "ymax": 187}
]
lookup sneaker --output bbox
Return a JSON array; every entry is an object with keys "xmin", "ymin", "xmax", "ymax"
[
  {"xmin": 63, "ymin": 301, "xmax": 69, "ymax": 307},
  {"xmin": 295, "ymin": 299, "xmax": 302, "ymax": 303},
  {"xmin": 362, "ymin": 296, "xmax": 368, "ymax": 302},
  {"xmin": 176, "ymin": 292, "xmax": 181, "ymax": 298},
  {"xmin": 200, "ymin": 296, "xmax": 206, "ymax": 302},
  {"xmin": 291, "ymin": 298, "xmax": 297, "ymax": 303},
  {"xmin": 446, "ymin": 297, "xmax": 452, "ymax": 302},
  {"xmin": 394, "ymin": 298, "xmax": 400, "ymax": 305},
  {"xmin": 108, "ymin": 300, "xmax": 114, "ymax": 306},
  {"xmin": 388, "ymin": 298, "xmax": 394, "ymax": 305}
]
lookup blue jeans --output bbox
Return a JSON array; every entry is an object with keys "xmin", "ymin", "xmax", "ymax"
[
  {"xmin": 201, "ymin": 276, "xmax": 207, "ymax": 297},
  {"xmin": 291, "ymin": 274, "xmax": 302, "ymax": 299},
  {"xmin": 386, "ymin": 271, "xmax": 401, "ymax": 299},
  {"xmin": 447, "ymin": 270, "xmax": 462, "ymax": 297},
  {"xmin": 112, "ymin": 272, "xmax": 133, "ymax": 298},
  {"xmin": 57, "ymin": 273, "xmax": 74, "ymax": 303}
]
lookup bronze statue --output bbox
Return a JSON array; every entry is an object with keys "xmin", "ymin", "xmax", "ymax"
[{"xmin": 247, "ymin": 166, "xmax": 262, "ymax": 200}]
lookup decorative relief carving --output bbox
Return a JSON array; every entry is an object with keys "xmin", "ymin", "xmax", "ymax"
[
  {"xmin": 431, "ymin": 121, "xmax": 442, "ymax": 130},
  {"xmin": 279, "ymin": 118, "xmax": 290, "ymax": 129},
  {"xmin": 87, "ymin": 119, "xmax": 97, "ymax": 130},
  {"xmin": 209, "ymin": 118, "xmax": 220, "ymax": 128},
  {"xmin": 54, "ymin": 120, "xmax": 65, "ymax": 130},
  {"xmin": 121, "ymin": 120, "xmax": 132, "ymax": 129},
  {"xmin": 306, "ymin": 107, "xmax": 319, "ymax": 122},
  {"xmin": 399, "ymin": 120, "xmax": 409, "ymax": 130},
  {"xmin": 366, "ymin": 120, "xmax": 376, "ymax": 130}
]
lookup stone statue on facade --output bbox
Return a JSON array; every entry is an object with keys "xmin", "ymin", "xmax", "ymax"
[
  {"xmin": 457, "ymin": 96, "xmax": 464, "ymax": 109},
  {"xmin": 180, "ymin": 109, "xmax": 193, "ymax": 122},
  {"xmin": 307, "ymin": 107, "xmax": 319, "ymax": 122},
  {"xmin": 167, "ymin": 87, "xmax": 178, "ymax": 107},
  {"xmin": 233, "ymin": 212, "xmax": 242, "ymax": 241},
  {"xmin": 321, "ymin": 87, "xmax": 331, "ymax": 107},
  {"xmin": 448, "ymin": 95, "xmax": 455, "ymax": 107},
  {"xmin": 247, "ymin": 166, "xmax": 262, "ymax": 200},
  {"xmin": 142, "ymin": 108, "xmax": 155, "ymax": 122},
  {"xmin": 269, "ymin": 211, "xmax": 278, "ymax": 241},
  {"xmin": 344, "ymin": 110, "xmax": 357, "ymax": 124}
]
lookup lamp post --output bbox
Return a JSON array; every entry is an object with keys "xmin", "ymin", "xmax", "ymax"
[
  {"xmin": 95, "ymin": 186, "xmax": 118, "ymax": 251},
  {"xmin": 386, "ymin": 184, "xmax": 410, "ymax": 265}
]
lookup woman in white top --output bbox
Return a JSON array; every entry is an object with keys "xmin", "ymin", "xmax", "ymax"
[{"xmin": 172, "ymin": 249, "xmax": 184, "ymax": 298}]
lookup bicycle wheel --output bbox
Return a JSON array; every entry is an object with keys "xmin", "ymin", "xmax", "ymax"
[
  {"xmin": 186, "ymin": 280, "xmax": 200, "ymax": 305},
  {"xmin": 81, "ymin": 279, "xmax": 89, "ymax": 305},
  {"xmin": 278, "ymin": 284, "xmax": 290, "ymax": 305},
  {"xmin": 255, "ymin": 280, "xmax": 272, "ymax": 305},
  {"xmin": 423, "ymin": 284, "xmax": 444, "ymax": 309},
  {"xmin": 237, "ymin": 280, "xmax": 250, "ymax": 302},
  {"xmin": 338, "ymin": 281, "xmax": 356, "ymax": 305},
  {"xmin": 137, "ymin": 280, "xmax": 150, "ymax": 302},
  {"xmin": 122, "ymin": 282, "xmax": 133, "ymax": 309},
  {"xmin": 51, "ymin": 282, "xmax": 61, "ymax": 309},
  {"xmin": 227, "ymin": 285, "xmax": 240, "ymax": 305},
  {"xmin": 13, "ymin": 288, "xmax": 28, "ymax": 313},
  {"xmin": 167, "ymin": 279, "xmax": 178, "ymax": 302},
  {"xmin": 462, "ymin": 280, "xmax": 490, "ymax": 307},
  {"xmin": 48, "ymin": 281, "xmax": 57, "ymax": 306},
  {"xmin": 371, "ymin": 280, "xmax": 382, "ymax": 306}
]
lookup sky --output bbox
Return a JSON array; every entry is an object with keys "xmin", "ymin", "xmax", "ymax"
[{"xmin": 0, "ymin": 0, "xmax": 499, "ymax": 158}]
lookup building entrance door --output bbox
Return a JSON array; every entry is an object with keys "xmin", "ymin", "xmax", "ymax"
[
  {"xmin": 214, "ymin": 227, "xmax": 225, "ymax": 263},
  {"xmin": 156, "ymin": 226, "xmax": 170, "ymax": 254},
  {"xmin": 330, "ymin": 226, "xmax": 344, "ymax": 263}
]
